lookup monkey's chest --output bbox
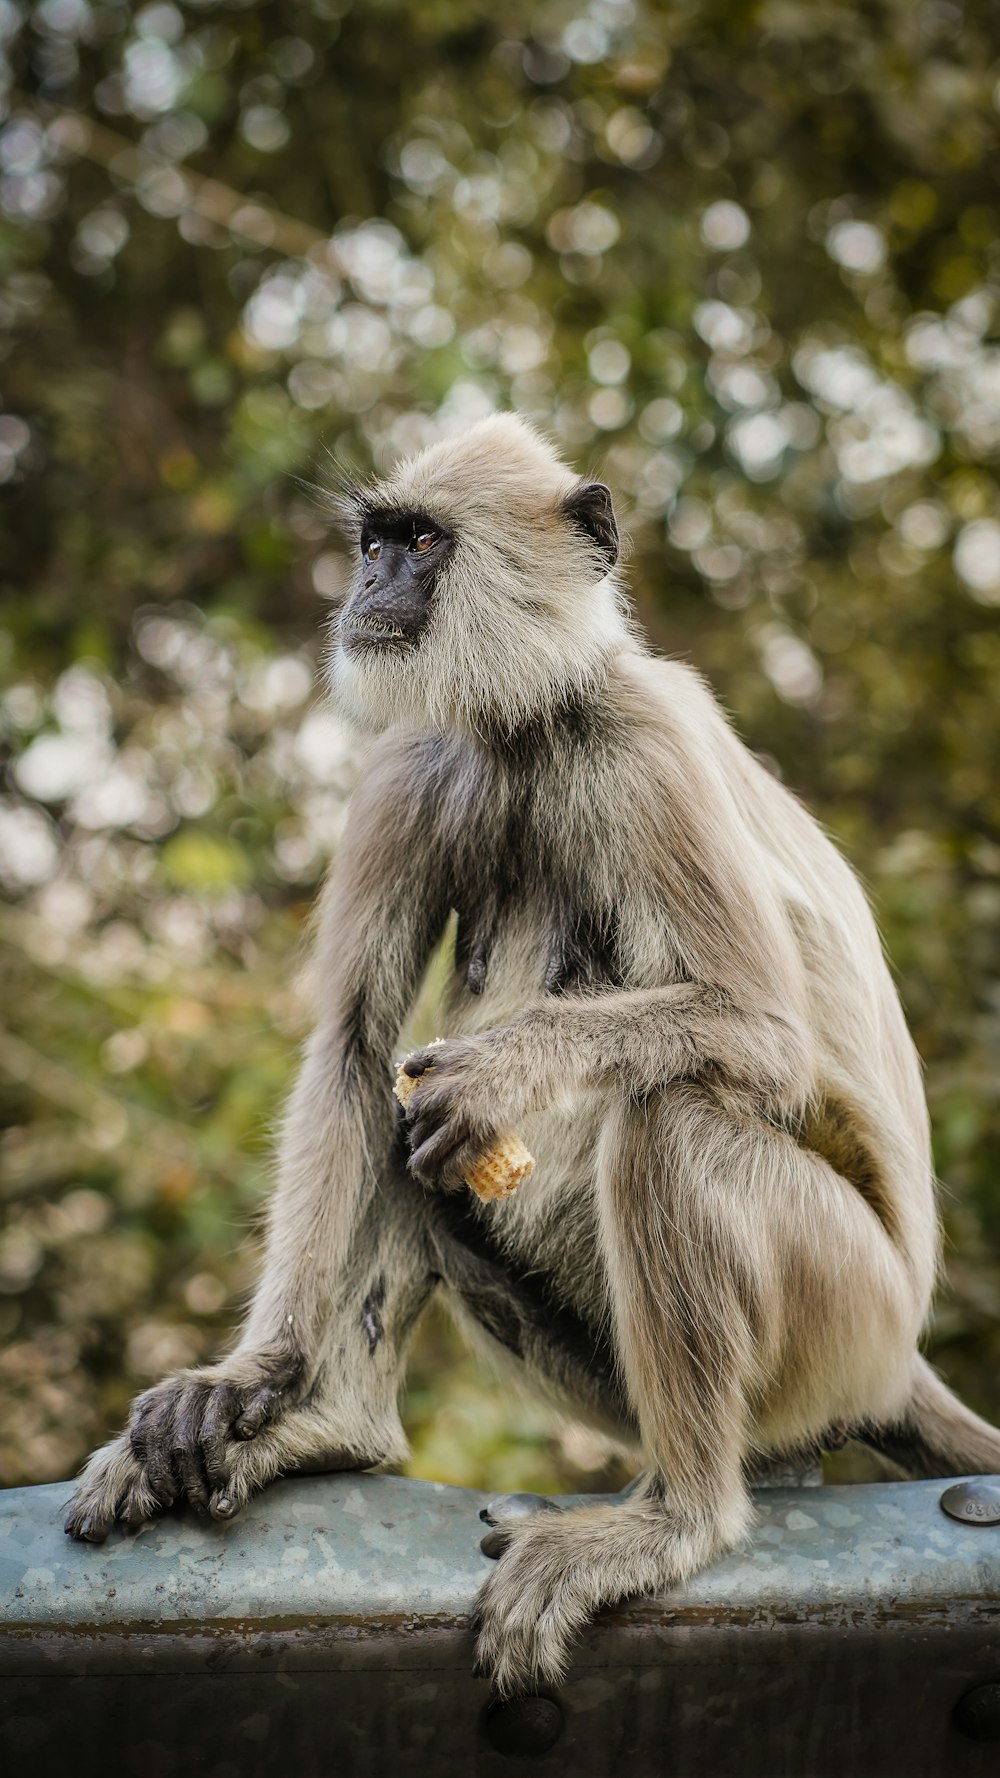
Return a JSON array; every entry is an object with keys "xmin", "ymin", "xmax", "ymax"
[
  {"xmin": 451, "ymin": 885, "xmax": 622, "ymax": 1004},
  {"xmin": 447, "ymin": 821, "xmax": 626, "ymax": 1015},
  {"xmin": 437, "ymin": 746, "xmax": 681, "ymax": 1017}
]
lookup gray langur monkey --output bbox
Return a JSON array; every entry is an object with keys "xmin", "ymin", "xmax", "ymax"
[{"xmin": 66, "ymin": 412, "xmax": 1000, "ymax": 1695}]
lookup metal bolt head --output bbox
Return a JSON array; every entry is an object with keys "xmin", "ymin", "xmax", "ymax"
[
  {"xmin": 940, "ymin": 1478, "xmax": 1000, "ymax": 1526},
  {"xmin": 954, "ymin": 1683, "xmax": 1000, "ymax": 1742},
  {"xmin": 479, "ymin": 1492, "xmax": 561, "ymax": 1528},
  {"xmin": 482, "ymin": 1696, "xmax": 564, "ymax": 1757}
]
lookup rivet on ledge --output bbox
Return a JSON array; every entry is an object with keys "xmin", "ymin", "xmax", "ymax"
[
  {"xmin": 940, "ymin": 1478, "xmax": 1000, "ymax": 1526},
  {"xmin": 954, "ymin": 1683, "xmax": 1000, "ymax": 1742},
  {"xmin": 482, "ymin": 1696, "xmax": 565, "ymax": 1757}
]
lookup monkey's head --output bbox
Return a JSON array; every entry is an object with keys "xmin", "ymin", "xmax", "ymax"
[{"xmin": 328, "ymin": 413, "xmax": 628, "ymax": 737}]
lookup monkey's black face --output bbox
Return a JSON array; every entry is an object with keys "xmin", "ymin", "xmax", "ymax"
[{"xmin": 342, "ymin": 510, "xmax": 451, "ymax": 656}]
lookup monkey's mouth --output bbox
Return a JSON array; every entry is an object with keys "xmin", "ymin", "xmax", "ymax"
[{"xmin": 343, "ymin": 618, "xmax": 416, "ymax": 655}]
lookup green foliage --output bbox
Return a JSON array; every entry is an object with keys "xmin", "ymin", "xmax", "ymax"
[{"xmin": 1, "ymin": 0, "xmax": 998, "ymax": 1490}]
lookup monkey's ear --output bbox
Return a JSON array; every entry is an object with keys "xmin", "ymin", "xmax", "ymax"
[{"xmin": 563, "ymin": 481, "xmax": 619, "ymax": 568}]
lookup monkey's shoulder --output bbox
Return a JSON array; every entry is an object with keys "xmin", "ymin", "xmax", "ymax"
[{"xmin": 346, "ymin": 728, "xmax": 470, "ymax": 830}]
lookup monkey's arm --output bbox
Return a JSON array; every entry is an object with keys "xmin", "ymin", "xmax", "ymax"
[
  {"xmin": 404, "ymin": 749, "xmax": 814, "ymax": 1186},
  {"xmin": 403, "ymin": 980, "xmax": 811, "ymax": 1188},
  {"xmin": 237, "ymin": 735, "xmax": 451, "ymax": 1362},
  {"xmin": 66, "ymin": 736, "xmax": 450, "ymax": 1539}
]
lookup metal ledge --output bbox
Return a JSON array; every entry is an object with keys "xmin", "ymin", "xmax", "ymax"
[{"xmin": 2, "ymin": 1474, "xmax": 999, "ymax": 1776}]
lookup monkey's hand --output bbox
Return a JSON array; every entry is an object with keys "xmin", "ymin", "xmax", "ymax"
[
  {"xmin": 400, "ymin": 1036, "xmax": 514, "ymax": 1191},
  {"xmin": 63, "ymin": 1343, "xmax": 315, "ymax": 1541}
]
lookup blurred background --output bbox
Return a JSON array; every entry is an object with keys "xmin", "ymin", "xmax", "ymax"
[{"xmin": 1, "ymin": 0, "xmax": 999, "ymax": 1497}]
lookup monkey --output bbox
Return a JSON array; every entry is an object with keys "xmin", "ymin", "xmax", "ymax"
[{"xmin": 65, "ymin": 411, "xmax": 1000, "ymax": 1697}]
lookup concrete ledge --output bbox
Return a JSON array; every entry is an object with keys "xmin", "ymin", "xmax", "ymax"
[{"xmin": 2, "ymin": 1474, "xmax": 999, "ymax": 1776}]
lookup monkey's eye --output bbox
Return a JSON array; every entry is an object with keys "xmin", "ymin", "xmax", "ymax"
[
  {"xmin": 364, "ymin": 538, "xmax": 381, "ymax": 562},
  {"xmin": 411, "ymin": 530, "xmax": 438, "ymax": 553}
]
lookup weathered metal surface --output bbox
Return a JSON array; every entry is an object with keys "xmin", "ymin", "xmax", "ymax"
[{"xmin": 1, "ymin": 1472, "xmax": 999, "ymax": 1777}]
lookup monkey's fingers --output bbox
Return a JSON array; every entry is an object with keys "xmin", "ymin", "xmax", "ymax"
[
  {"xmin": 138, "ymin": 1378, "xmax": 282, "ymax": 1509},
  {"xmin": 128, "ymin": 1393, "xmax": 180, "ymax": 1509},
  {"xmin": 229, "ymin": 1342, "xmax": 306, "ymax": 1440},
  {"xmin": 234, "ymin": 1382, "xmax": 285, "ymax": 1439},
  {"xmin": 406, "ymin": 1102, "xmax": 474, "ymax": 1160},
  {"xmin": 410, "ymin": 1127, "xmax": 498, "ymax": 1191},
  {"xmin": 400, "ymin": 1041, "xmax": 446, "ymax": 1080},
  {"xmin": 161, "ymin": 1382, "xmax": 277, "ymax": 1522},
  {"xmin": 207, "ymin": 1439, "xmax": 274, "ymax": 1522},
  {"xmin": 206, "ymin": 1406, "xmax": 346, "ymax": 1522},
  {"xmin": 396, "ymin": 1047, "xmax": 534, "ymax": 1201},
  {"xmin": 198, "ymin": 1386, "xmax": 241, "ymax": 1492},
  {"xmin": 168, "ymin": 1379, "xmax": 218, "ymax": 1514},
  {"xmin": 405, "ymin": 1095, "xmax": 481, "ymax": 1176}
]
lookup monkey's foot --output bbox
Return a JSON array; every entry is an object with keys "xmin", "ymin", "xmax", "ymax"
[
  {"xmin": 472, "ymin": 1498, "xmax": 729, "ymax": 1696},
  {"xmin": 479, "ymin": 1492, "xmax": 561, "ymax": 1558}
]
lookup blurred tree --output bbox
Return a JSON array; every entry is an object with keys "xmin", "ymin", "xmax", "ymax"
[{"xmin": 1, "ymin": 0, "xmax": 998, "ymax": 1492}]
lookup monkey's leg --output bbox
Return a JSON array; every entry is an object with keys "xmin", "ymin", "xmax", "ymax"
[
  {"xmin": 65, "ymin": 1157, "xmax": 438, "ymax": 1540},
  {"xmin": 67, "ymin": 1158, "xmax": 633, "ymax": 1543},
  {"xmin": 473, "ymin": 1084, "xmax": 920, "ymax": 1695},
  {"xmin": 426, "ymin": 1189, "xmax": 636, "ymax": 1441}
]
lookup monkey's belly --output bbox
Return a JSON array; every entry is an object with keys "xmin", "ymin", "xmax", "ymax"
[
  {"xmin": 437, "ymin": 934, "xmax": 615, "ymax": 1330},
  {"xmin": 506, "ymin": 1097, "xmax": 607, "ymax": 1301},
  {"xmin": 444, "ymin": 915, "xmax": 557, "ymax": 1030}
]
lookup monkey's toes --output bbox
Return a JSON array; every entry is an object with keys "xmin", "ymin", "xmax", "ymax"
[
  {"xmin": 473, "ymin": 1519, "xmax": 589, "ymax": 1696},
  {"xmin": 64, "ymin": 1439, "xmax": 163, "ymax": 1542},
  {"xmin": 64, "ymin": 1504, "xmax": 112, "ymax": 1544},
  {"xmin": 479, "ymin": 1493, "xmax": 561, "ymax": 1559},
  {"xmin": 480, "ymin": 1492, "xmax": 562, "ymax": 1526}
]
